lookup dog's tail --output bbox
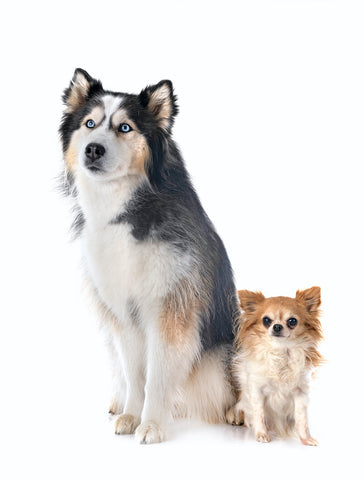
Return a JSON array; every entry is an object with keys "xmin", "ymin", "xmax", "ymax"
[{"xmin": 174, "ymin": 344, "xmax": 236, "ymax": 423}]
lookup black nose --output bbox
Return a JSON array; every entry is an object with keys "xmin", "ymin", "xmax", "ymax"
[
  {"xmin": 273, "ymin": 324, "xmax": 283, "ymax": 333},
  {"xmin": 85, "ymin": 143, "xmax": 105, "ymax": 162}
]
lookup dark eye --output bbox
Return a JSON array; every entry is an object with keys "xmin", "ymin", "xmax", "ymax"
[
  {"xmin": 287, "ymin": 317, "xmax": 298, "ymax": 328},
  {"xmin": 263, "ymin": 317, "xmax": 272, "ymax": 328},
  {"xmin": 86, "ymin": 119, "xmax": 95, "ymax": 128},
  {"xmin": 118, "ymin": 123, "xmax": 132, "ymax": 133}
]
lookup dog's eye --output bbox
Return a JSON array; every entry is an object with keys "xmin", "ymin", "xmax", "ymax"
[
  {"xmin": 86, "ymin": 119, "xmax": 95, "ymax": 128},
  {"xmin": 287, "ymin": 317, "xmax": 298, "ymax": 328},
  {"xmin": 263, "ymin": 317, "xmax": 272, "ymax": 328},
  {"xmin": 118, "ymin": 123, "xmax": 132, "ymax": 133}
]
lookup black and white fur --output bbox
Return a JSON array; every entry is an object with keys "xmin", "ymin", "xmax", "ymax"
[{"xmin": 59, "ymin": 69, "xmax": 239, "ymax": 443}]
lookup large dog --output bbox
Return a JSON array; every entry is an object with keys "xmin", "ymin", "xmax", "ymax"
[{"xmin": 60, "ymin": 69, "xmax": 239, "ymax": 443}]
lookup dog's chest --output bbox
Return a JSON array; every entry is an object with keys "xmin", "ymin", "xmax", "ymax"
[
  {"xmin": 82, "ymin": 222, "xmax": 189, "ymax": 317},
  {"xmin": 253, "ymin": 348, "xmax": 306, "ymax": 393}
]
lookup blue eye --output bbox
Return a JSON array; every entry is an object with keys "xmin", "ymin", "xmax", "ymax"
[
  {"xmin": 119, "ymin": 123, "xmax": 132, "ymax": 133},
  {"xmin": 86, "ymin": 119, "xmax": 95, "ymax": 128},
  {"xmin": 288, "ymin": 318, "xmax": 298, "ymax": 328},
  {"xmin": 263, "ymin": 317, "xmax": 272, "ymax": 328}
]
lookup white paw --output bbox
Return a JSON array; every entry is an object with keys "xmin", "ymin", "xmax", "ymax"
[
  {"xmin": 115, "ymin": 414, "xmax": 140, "ymax": 435},
  {"xmin": 135, "ymin": 421, "xmax": 165, "ymax": 444},
  {"xmin": 109, "ymin": 398, "xmax": 123, "ymax": 416},
  {"xmin": 226, "ymin": 407, "xmax": 245, "ymax": 426},
  {"xmin": 256, "ymin": 431, "xmax": 271, "ymax": 443},
  {"xmin": 300, "ymin": 436, "xmax": 318, "ymax": 446}
]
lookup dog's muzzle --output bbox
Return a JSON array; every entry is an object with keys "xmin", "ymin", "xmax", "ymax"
[{"xmin": 84, "ymin": 143, "xmax": 106, "ymax": 172}]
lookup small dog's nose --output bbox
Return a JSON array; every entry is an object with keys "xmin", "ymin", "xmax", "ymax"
[
  {"xmin": 273, "ymin": 324, "xmax": 283, "ymax": 333},
  {"xmin": 85, "ymin": 143, "xmax": 105, "ymax": 161}
]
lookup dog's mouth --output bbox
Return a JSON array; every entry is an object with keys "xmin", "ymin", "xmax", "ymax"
[{"xmin": 84, "ymin": 159, "xmax": 105, "ymax": 173}]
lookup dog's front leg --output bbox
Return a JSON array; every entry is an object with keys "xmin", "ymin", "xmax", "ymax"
[
  {"xmin": 251, "ymin": 388, "xmax": 271, "ymax": 443},
  {"xmin": 135, "ymin": 311, "xmax": 199, "ymax": 444},
  {"xmin": 294, "ymin": 390, "xmax": 318, "ymax": 446},
  {"xmin": 114, "ymin": 324, "xmax": 146, "ymax": 435}
]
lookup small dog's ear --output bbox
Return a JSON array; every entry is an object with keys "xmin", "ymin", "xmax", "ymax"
[
  {"xmin": 296, "ymin": 286, "xmax": 321, "ymax": 314},
  {"xmin": 139, "ymin": 80, "xmax": 178, "ymax": 131},
  {"xmin": 63, "ymin": 68, "xmax": 103, "ymax": 112},
  {"xmin": 238, "ymin": 290, "xmax": 265, "ymax": 313}
]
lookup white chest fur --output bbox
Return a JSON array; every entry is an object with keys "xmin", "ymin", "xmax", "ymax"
[{"xmin": 77, "ymin": 173, "xmax": 192, "ymax": 322}]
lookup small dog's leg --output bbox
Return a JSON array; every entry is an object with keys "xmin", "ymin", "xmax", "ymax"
[
  {"xmin": 114, "ymin": 325, "xmax": 145, "ymax": 435},
  {"xmin": 226, "ymin": 399, "xmax": 245, "ymax": 426},
  {"xmin": 251, "ymin": 390, "xmax": 271, "ymax": 443},
  {"xmin": 294, "ymin": 392, "xmax": 318, "ymax": 446}
]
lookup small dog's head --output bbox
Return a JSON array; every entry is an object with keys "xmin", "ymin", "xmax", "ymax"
[
  {"xmin": 237, "ymin": 287, "xmax": 323, "ymax": 355},
  {"xmin": 59, "ymin": 68, "xmax": 178, "ymax": 185}
]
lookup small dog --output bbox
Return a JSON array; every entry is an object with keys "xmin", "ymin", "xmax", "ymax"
[
  {"xmin": 226, "ymin": 287, "xmax": 323, "ymax": 445},
  {"xmin": 59, "ymin": 69, "xmax": 239, "ymax": 443}
]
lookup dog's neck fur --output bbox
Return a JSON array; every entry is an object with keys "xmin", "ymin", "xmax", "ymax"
[{"xmin": 76, "ymin": 170, "xmax": 144, "ymax": 229}]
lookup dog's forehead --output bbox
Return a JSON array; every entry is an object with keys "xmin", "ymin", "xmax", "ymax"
[
  {"xmin": 263, "ymin": 297, "xmax": 300, "ymax": 321},
  {"xmin": 102, "ymin": 94, "xmax": 125, "ymax": 118}
]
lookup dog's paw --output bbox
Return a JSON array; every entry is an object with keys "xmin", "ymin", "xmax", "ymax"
[
  {"xmin": 256, "ymin": 431, "xmax": 271, "ymax": 443},
  {"xmin": 226, "ymin": 407, "xmax": 245, "ymax": 426},
  {"xmin": 300, "ymin": 436, "xmax": 318, "ymax": 446},
  {"xmin": 135, "ymin": 421, "xmax": 165, "ymax": 444},
  {"xmin": 109, "ymin": 398, "xmax": 123, "ymax": 416},
  {"xmin": 114, "ymin": 414, "xmax": 140, "ymax": 435}
]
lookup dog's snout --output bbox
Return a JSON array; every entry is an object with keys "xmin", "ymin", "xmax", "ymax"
[
  {"xmin": 273, "ymin": 324, "xmax": 283, "ymax": 334},
  {"xmin": 85, "ymin": 143, "xmax": 105, "ymax": 162}
]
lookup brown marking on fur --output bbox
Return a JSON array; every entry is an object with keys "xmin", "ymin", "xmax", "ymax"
[
  {"xmin": 110, "ymin": 108, "xmax": 151, "ymax": 176},
  {"xmin": 235, "ymin": 288, "xmax": 324, "ymax": 366},
  {"xmin": 64, "ymin": 106, "xmax": 105, "ymax": 172},
  {"xmin": 65, "ymin": 144, "xmax": 79, "ymax": 170},
  {"xmin": 129, "ymin": 136, "xmax": 150, "ymax": 176},
  {"xmin": 160, "ymin": 279, "xmax": 201, "ymax": 346}
]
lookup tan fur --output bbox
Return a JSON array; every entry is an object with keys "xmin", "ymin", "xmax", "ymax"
[
  {"xmin": 160, "ymin": 279, "xmax": 200, "ymax": 346},
  {"xmin": 230, "ymin": 287, "xmax": 323, "ymax": 444},
  {"xmin": 64, "ymin": 106, "xmax": 150, "ymax": 177},
  {"xmin": 66, "ymin": 71, "xmax": 91, "ymax": 112},
  {"xmin": 146, "ymin": 83, "xmax": 172, "ymax": 130},
  {"xmin": 236, "ymin": 289, "xmax": 323, "ymax": 367}
]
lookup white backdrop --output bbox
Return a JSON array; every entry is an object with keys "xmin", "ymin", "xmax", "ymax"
[{"xmin": 1, "ymin": 1, "xmax": 363, "ymax": 479}]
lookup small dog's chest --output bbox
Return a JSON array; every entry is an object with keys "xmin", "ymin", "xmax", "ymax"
[{"xmin": 252, "ymin": 347, "xmax": 307, "ymax": 393}]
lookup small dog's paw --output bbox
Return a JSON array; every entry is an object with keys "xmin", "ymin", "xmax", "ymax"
[
  {"xmin": 256, "ymin": 431, "xmax": 271, "ymax": 443},
  {"xmin": 226, "ymin": 407, "xmax": 245, "ymax": 426},
  {"xmin": 135, "ymin": 421, "xmax": 165, "ymax": 444},
  {"xmin": 109, "ymin": 398, "xmax": 123, "ymax": 416},
  {"xmin": 114, "ymin": 414, "xmax": 140, "ymax": 435},
  {"xmin": 300, "ymin": 437, "xmax": 318, "ymax": 446}
]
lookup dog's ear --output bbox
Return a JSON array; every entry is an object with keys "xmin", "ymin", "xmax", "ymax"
[
  {"xmin": 63, "ymin": 68, "xmax": 103, "ymax": 112},
  {"xmin": 296, "ymin": 286, "xmax": 321, "ymax": 314},
  {"xmin": 238, "ymin": 290, "xmax": 265, "ymax": 313},
  {"xmin": 139, "ymin": 80, "xmax": 178, "ymax": 131}
]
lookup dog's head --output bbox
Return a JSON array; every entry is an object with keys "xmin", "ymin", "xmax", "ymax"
[
  {"xmin": 60, "ymin": 68, "xmax": 178, "ymax": 185},
  {"xmin": 236, "ymin": 287, "xmax": 323, "ymax": 364}
]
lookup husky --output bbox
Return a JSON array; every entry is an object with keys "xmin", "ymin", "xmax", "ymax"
[{"xmin": 59, "ymin": 69, "xmax": 239, "ymax": 443}]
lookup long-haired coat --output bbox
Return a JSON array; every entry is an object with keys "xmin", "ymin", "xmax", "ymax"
[{"xmin": 59, "ymin": 69, "xmax": 239, "ymax": 443}]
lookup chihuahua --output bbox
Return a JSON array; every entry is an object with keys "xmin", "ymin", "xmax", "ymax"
[{"xmin": 227, "ymin": 287, "xmax": 323, "ymax": 445}]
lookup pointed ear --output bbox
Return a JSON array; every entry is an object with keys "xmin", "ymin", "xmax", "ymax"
[
  {"xmin": 238, "ymin": 290, "xmax": 265, "ymax": 313},
  {"xmin": 296, "ymin": 286, "xmax": 321, "ymax": 314},
  {"xmin": 139, "ymin": 80, "xmax": 178, "ymax": 131},
  {"xmin": 62, "ymin": 68, "xmax": 103, "ymax": 112}
]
